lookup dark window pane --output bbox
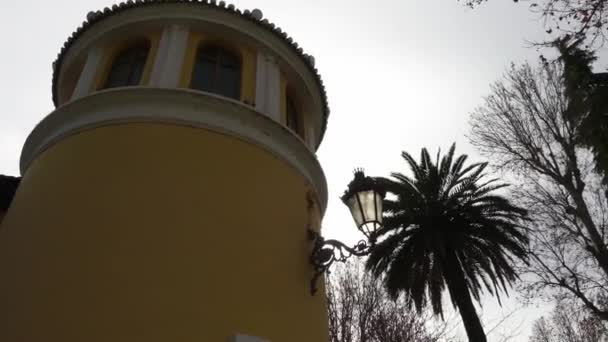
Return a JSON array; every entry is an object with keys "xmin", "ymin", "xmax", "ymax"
[
  {"xmin": 190, "ymin": 46, "xmax": 240, "ymax": 99},
  {"xmin": 286, "ymin": 96, "xmax": 300, "ymax": 135},
  {"xmin": 104, "ymin": 43, "xmax": 149, "ymax": 89},
  {"xmin": 217, "ymin": 64, "xmax": 240, "ymax": 98},
  {"xmin": 127, "ymin": 60, "xmax": 145, "ymax": 86},
  {"xmin": 219, "ymin": 50, "xmax": 239, "ymax": 68},
  {"xmin": 199, "ymin": 48, "xmax": 219, "ymax": 63},
  {"xmin": 191, "ymin": 57, "xmax": 216, "ymax": 93},
  {"xmin": 105, "ymin": 62, "xmax": 131, "ymax": 88}
]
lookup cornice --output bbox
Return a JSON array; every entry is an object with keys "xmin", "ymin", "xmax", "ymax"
[{"xmin": 22, "ymin": 88, "xmax": 328, "ymax": 214}]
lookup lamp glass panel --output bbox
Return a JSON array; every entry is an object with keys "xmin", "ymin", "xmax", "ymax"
[
  {"xmin": 358, "ymin": 190, "xmax": 379, "ymax": 226},
  {"xmin": 361, "ymin": 223, "xmax": 377, "ymax": 236},
  {"xmin": 346, "ymin": 189, "xmax": 383, "ymax": 237},
  {"xmin": 346, "ymin": 195, "xmax": 364, "ymax": 228},
  {"xmin": 375, "ymin": 192, "xmax": 383, "ymax": 225}
]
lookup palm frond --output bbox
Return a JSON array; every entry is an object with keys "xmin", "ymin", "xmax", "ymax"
[{"xmin": 366, "ymin": 143, "xmax": 529, "ymax": 320}]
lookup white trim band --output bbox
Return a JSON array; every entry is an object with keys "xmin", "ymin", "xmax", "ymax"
[{"xmin": 21, "ymin": 87, "xmax": 328, "ymax": 214}]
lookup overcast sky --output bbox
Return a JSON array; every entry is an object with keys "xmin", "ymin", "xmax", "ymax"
[{"xmin": 1, "ymin": 0, "xmax": 607, "ymax": 340}]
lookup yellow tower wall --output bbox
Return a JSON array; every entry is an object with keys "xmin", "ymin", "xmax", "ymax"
[{"xmin": 0, "ymin": 123, "xmax": 327, "ymax": 341}]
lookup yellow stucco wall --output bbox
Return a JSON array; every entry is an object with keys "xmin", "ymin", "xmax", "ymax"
[{"xmin": 0, "ymin": 123, "xmax": 327, "ymax": 342}]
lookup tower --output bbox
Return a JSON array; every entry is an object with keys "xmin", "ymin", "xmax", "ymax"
[{"xmin": 0, "ymin": 2, "xmax": 329, "ymax": 341}]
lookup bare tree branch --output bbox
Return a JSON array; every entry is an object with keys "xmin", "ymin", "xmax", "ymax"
[
  {"xmin": 460, "ymin": 0, "xmax": 608, "ymax": 47},
  {"xmin": 326, "ymin": 261, "xmax": 457, "ymax": 342},
  {"xmin": 529, "ymin": 299, "xmax": 608, "ymax": 341},
  {"xmin": 469, "ymin": 58, "xmax": 608, "ymax": 321}
]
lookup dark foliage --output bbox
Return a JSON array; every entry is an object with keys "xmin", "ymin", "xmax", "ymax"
[
  {"xmin": 366, "ymin": 144, "xmax": 528, "ymax": 342},
  {"xmin": 557, "ymin": 37, "xmax": 608, "ymax": 185}
]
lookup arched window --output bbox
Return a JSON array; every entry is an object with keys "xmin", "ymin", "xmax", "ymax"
[
  {"xmin": 286, "ymin": 95, "xmax": 302, "ymax": 138},
  {"xmin": 103, "ymin": 42, "xmax": 150, "ymax": 89},
  {"xmin": 190, "ymin": 46, "xmax": 241, "ymax": 99}
]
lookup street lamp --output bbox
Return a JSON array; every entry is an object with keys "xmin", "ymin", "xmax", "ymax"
[
  {"xmin": 341, "ymin": 169, "xmax": 385, "ymax": 242},
  {"xmin": 308, "ymin": 169, "xmax": 385, "ymax": 295}
]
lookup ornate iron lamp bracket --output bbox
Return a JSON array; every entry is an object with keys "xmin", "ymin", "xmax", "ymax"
[{"xmin": 307, "ymin": 229, "xmax": 372, "ymax": 295}]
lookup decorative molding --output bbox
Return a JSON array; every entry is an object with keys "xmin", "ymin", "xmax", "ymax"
[{"xmin": 20, "ymin": 87, "xmax": 328, "ymax": 215}]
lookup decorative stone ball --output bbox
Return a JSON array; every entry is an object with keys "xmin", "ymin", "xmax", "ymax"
[
  {"xmin": 307, "ymin": 55, "xmax": 316, "ymax": 67},
  {"xmin": 86, "ymin": 11, "xmax": 97, "ymax": 21},
  {"xmin": 251, "ymin": 8, "xmax": 263, "ymax": 20}
]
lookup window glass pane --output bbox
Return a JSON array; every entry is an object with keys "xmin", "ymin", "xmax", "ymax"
[
  {"xmin": 190, "ymin": 58, "xmax": 216, "ymax": 92},
  {"xmin": 217, "ymin": 64, "xmax": 240, "ymax": 99},
  {"xmin": 105, "ymin": 62, "xmax": 131, "ymax": 88},
  {"xmin": 127, "ymin": 59, "xmax": 146, "ymax": 86},
  {"xmin": 190, "ymin": 46, "xmax": 240, "ymax": 100},
  {"xmin": 200, "ymin": 48, "xmax": 219, "ymax": 63},
  {"xmin": 220, "ymin": 50, "xmax": 239, "ymax": 68},
  {"xmin": 286, "ymin": 97, "xmax": 299, "ymax": 134},
  {"xmin": 135, "ymin": 48, "xmax": 149, "ymax": 60},
  {"xmin": 104, "ymin": 43, "xmax": 149, "ymax": 89}
]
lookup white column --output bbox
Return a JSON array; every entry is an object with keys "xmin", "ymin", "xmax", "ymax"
[
  {"xmin": 71, "ymin": 46, "xmax": 102, "ymax": 100},
  {"xmin": 149, "ymin": 25, "xmax": 189, "ymax": 88},
  {"xmin": 148, "ymin": 27, "xmax": 171, "ymax": 86},
  {"xmin": 255, "ymin": 53, "xmax": 281, "ymax": 122},
  {"xmin": 255, "ymin": 53, "xmax": 268, "ymax": 110}
]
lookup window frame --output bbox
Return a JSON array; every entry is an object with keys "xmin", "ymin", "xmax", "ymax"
[
  {"xmin": 285, "ymin": 92, "xmax": 305, "ymax": 140},
  {"xmin": 102, "ymin": 40, "xmax": 150, "ymax": 89},
  {"xmin": 189, "ymin": 44, "xmax": 242, "ymax": 100}
]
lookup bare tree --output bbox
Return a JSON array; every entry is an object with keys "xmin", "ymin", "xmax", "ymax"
[
  {"xmin": 326, "ymin": 262, "xmax": 455, "ymax": 342},
  {"xmin": 529, "ymin": 300, "xmax": 608, "ymax": 341},
  {"xmin": 460, "ymin": 0, "xmax": 608, "ymax": 46},
  {"xmin": 469, "ymin": 59, "xmax": 608, "ymax": 320}
]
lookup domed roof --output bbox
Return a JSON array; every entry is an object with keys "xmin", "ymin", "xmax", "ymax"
[{"xmin": 52, "ymin": 0, "xmax": 329, "ymax": 139}]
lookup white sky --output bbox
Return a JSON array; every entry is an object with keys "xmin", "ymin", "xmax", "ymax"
[{"xmin": 1, "ymin": 0, "xmax": 607, "ymax": 341}]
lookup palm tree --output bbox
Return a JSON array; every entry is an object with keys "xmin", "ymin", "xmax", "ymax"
[{"xmin": 366, "ymin": 144, "xmax": 528, "ymax": 342}]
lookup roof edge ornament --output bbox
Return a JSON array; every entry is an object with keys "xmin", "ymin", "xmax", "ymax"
[
  {"xmin": 250, "ymin": 8, "xmax": 263, "ymax": 21},
  {"xmin": 86, "ymin": 11, "xmax": 98, "ymax": 21}
]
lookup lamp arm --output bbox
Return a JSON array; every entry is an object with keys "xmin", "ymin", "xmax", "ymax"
[
  {"xmin": 321, "ymin": 238, "xmax": 371, "ymax": 257},
  {"xmin": 307, "ymin": 229, "xmax": 371, "ymax": 295}
]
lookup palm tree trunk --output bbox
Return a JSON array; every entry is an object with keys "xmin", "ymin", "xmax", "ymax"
[{"xmin": 444, "ymin": 254, "xmax": 487, "ymax": 342}]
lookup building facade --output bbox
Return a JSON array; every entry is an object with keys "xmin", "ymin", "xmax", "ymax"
[{"xmin": 0, "ymin": 2, "xmax": 329, "ymax": 341}]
